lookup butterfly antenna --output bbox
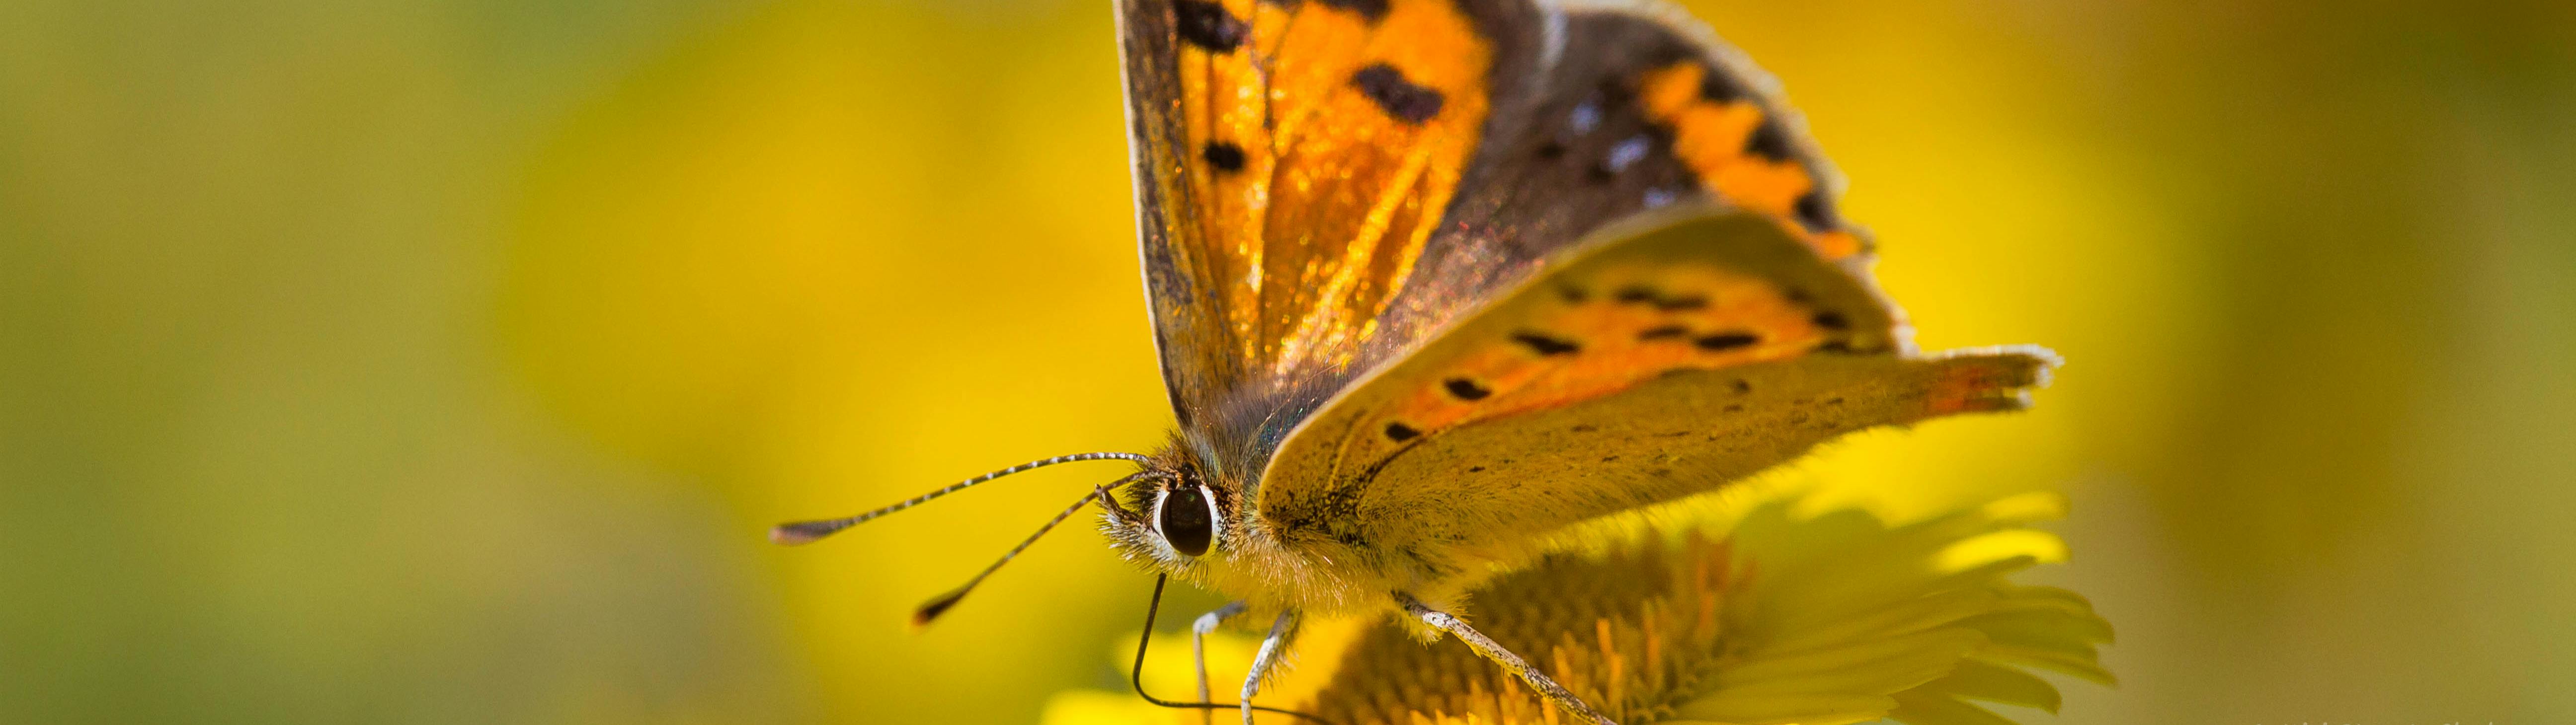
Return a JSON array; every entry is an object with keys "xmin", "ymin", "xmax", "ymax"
[
  {"xmin": 769, "ymin": 451, "xmax": 1152, "ymax": 545},
  {"xmin": 908, "ymin": 475, "xmax": 1147, "ymax": 628}
]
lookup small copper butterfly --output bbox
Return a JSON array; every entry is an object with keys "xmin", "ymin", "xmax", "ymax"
[{"xmin": 774, "ymin": 1, "xmax": 2057, "ymax": 723}]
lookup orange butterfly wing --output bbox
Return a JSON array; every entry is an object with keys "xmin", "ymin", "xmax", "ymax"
[
  {"xmin": 1252, "ymin": 209, "xmax": 2054, "ymax": 588},
  {"xmin": 1120, "ymin": 0, "xmax": 1883, "ymax": 485},
  {"xmin": 1120, "ymin": 0, "xmax": 1507, "ymax": 440}
]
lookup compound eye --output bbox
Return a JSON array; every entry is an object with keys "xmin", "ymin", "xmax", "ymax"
[{"xmin": 1153, "ymin": 485, "xmax": 1216, "ymax": 557}]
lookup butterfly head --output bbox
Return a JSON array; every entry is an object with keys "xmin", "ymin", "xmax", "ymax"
[{"xmin": 1103, "ymin": 442, "xmax": 1245, "ymax": 573}]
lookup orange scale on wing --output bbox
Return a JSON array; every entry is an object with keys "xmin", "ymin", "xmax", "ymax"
[
  {"xmin": 1809, "ymin": 229, "xmax": 1867, "ymax": 260},
  {"xmin": 1925, "ymin": 355, "xmax": 2047, "ymax": 415},
  {"xmin": 1661, "ymin": 103, "xmax": 1766, "ymax": 178},
  {"xmin": 1635, "ymin": 64, "xmax": 1841, "ymax": 260},
  {"xmin": 1168, "ymin": 0, "xmax": 1492, "ymax": 376},
  {"xmin": 1709, "ymin": 158, "xmax": 1814, "ymax": 218},
  {"xmin": 1371, "ymin": 262, "xmax": 1832, "ymax": 449}
]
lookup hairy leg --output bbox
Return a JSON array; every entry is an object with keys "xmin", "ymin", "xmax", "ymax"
[
  {"xmin": 1192, "ymin": 601, "xmax": 1249, "ymax": 725},
  {"xmin": 1398, "ymin": 593, "xmax": 1617, "ymax": 725},
  {"xmin": 1238, "ymin": 609, "xmax": 1300, "ymax": 725}
]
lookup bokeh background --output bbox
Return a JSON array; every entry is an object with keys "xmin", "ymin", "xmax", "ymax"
[{"xmin": 6, "ymin": 0, "xmax": 2571, "ymax": 723}]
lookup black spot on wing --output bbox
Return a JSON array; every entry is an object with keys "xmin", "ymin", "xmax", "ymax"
[
  {"xmin": 1443, "ymin": 377, "xmax": 1492, "ymax": 401},
  {"xmin": 1383, "ymin": 422, "xmax": 1421, "ymax": 442},
  {"xmin": 1793, "ymin": 191, "xmax": 1837, "ymax": 232},
  {"xmin": 1811, "ymin": 310, "xmax": 1849, "ymax": 330},
  {"xmin": 1744, "ymin": 120, "xmax": 1796, "ymax": 162},
  {"xmin": 1612, "ymin": 286, "xmax": 1707, "ymax": 311},
  {"xmin": 1694, "ymin": 332, "xmax": 1760, "ymax": 351},
  {"xmin": 1510, "ymin": 330, "xmax": 1581, "ymax": 356},
  {"xmin": 1698, "ymin": 63, "xmax": 1748, "ymax": 102},
  {"xmin": 1318, "ymin": 0, "xmax": 1389, "ymax": 22},
  {"xmin": 1174, "ymin": 1, "xmax": 1249, "ymax": 53},
  {"xmin": 1352, "ymin": 64, "xmax": 1445, "ymax": 124},
  {"xmin": 1202, "ymin": 141, "xmax": 1246, "ymax": 172},
  {"xmin": 1637, "ymin": 324, "xmax": 1689, "ymax": 341}
]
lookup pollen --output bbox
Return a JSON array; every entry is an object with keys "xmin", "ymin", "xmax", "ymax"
[{"xmin": 1304, "ymin": 534, "xmax": 1731, "ymax": 725}]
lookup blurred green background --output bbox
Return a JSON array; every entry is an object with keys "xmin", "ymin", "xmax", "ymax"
[{"xmin": 5, "ymin": 0, "xmax": 2571, "ymax": 723}]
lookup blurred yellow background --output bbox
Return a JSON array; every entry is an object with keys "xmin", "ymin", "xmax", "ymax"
[{"xmin": 5, "ymin": 0, "xmax": 2570, "ymax": 723}]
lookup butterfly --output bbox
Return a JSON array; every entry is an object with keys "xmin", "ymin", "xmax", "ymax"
[{"xmin": 773, "ymin": 0, "xmax": 2056, "ymax": 723}]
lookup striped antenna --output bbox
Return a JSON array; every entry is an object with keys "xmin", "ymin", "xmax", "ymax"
[
  {"xmin": 769, "ymin": 452, "xmax": 1152, "ymax": 545},
  {"xmin": 908, "ymin": 475, "xmax": 1147, "ymax": 628}
]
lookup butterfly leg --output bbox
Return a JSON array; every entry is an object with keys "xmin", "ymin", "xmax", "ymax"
[
  {"xmin": 1237, "ymin": 608, "xmax": 1300, "ymax": 725},
  {"xmin": 1398, "ymin": 593, "xmax": 1618, "ymax": 725},
  {"xmin": 1191, "ymin": 600, "xmax": 1249, "ymax": 725}
]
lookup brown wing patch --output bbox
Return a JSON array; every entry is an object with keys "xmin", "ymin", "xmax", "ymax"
[
  {"xmin": 1392, "ymin": 8, "xmax": 1876, "ymax": 389},
  {"xmin": 1173, "ymin": 0, "xmax": 1495, "ymax": 376},
  {"xmin": 1635, "ymin": 62, "xmax": 1866, "ymax": 262}
]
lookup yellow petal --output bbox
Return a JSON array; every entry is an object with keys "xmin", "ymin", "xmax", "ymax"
[
  {"xmin": 1670, "ymin": 691, "xmax": 1897, "ymax": 724},
  {"xmin": 1920, "ymin": 659, "xmax": 2063, "ymax": 713},
  {"xmin": 1935, "ymin": 529, "xmax": 2068, "ymax": 572},
  {"xmin": 1887, "ymin": 690, "xmax": 2020, "ymax": 725}
]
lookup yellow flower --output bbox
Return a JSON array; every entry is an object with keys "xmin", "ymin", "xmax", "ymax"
[{"xmin": 1045, "ymin": 490, "xmax": 2113, "ymax": 725}]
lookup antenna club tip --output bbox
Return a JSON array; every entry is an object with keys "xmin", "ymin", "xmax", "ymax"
[
  {"xmin": 911, "ymin": 591, "xmax": 967, "ymax": 630},
  {"xmin": 769, "ymin": 523, "xmax": 830, "ymax": 546}
]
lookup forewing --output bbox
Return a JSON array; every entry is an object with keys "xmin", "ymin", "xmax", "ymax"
[
  {"xmin": 1117, "ymin": 0, "xmax": 1535, "ymax": 437},
  {"xmin": 1253, "ymin": 209, "xmax": 2055, "ymax": 572},
  {"xmin": 1118, "ymin": 0, "xmax": 1869, "ymax": 476}
]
